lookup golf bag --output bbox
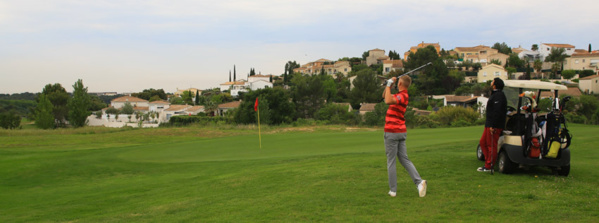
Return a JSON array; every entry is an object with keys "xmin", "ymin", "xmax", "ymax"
[
  {"xmin": 523, "ymin": 112, "xmax": 542, "ymax": 158},
  {"xmin": 542, "ymin": 113, "xmax": 571, "ymax": 159}
]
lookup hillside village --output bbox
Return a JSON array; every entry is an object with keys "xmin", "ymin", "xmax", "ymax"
[{"xmin": 82, "ymin": 41, "xmax": 599, "ymax": 128}]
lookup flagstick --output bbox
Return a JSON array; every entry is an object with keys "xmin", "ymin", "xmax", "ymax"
[{"xmin": 257, "ymin": 107, "xmax": 262, "ymax": 149}]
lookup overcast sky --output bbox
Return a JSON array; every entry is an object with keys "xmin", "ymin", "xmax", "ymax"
[{"xmin": 1, "ymin": 0, "xmax": 597, "ymax": 94}]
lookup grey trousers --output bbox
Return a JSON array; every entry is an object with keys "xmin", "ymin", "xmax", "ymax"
[{"xmin": 384, "ymin": 132, "xmax": 422, "ymax": 192}]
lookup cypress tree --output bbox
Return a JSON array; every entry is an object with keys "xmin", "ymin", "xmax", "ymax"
[
  {"xmin": 234, "ymin": 65, "xmax": 236, "ymax": 81},
  {"xmin": 35, "ymin": 94, "xmax": 55, "ymax": 129},
  {"xmin": 229, "ymin": 70, "xmax": 231, "ymax": 82},
  {"xmin": 195, "ymin": 90, "xmax": 200, "ymax": 105},
  {"xmin": 67, "ymin": 79, "xmax": 91, "ymax": 127}
]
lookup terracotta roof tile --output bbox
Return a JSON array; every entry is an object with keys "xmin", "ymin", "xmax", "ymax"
[
  {"xmin": 111, "ymin": 96, "xmax": 148, "ymax": 103},
  {"xmin": 149, "ymin": 100, "xmax": 170, "ymax": 104},
  {"xmin": 540, "ymin": 87, "xmax": 582, "ymax": 97},
  {"xmin": 133, "ymin": 106, "xmax": 149, "ymax": 111},
  {"xmin": 580, "ymin": 74, "xmax": 599, "ymax": 80},
  {"xmin": 186, "ymin": 106, "xmax": 205, "ymax": 112},
  {"xmin": 165, "ymin": 105, "xmax": 191, "ymax": 111},
  {"xmin": 218, "ymin": 101, "xmax": 241, "ymax": 108},
  {"xmin": 359, "ymin": 103, "xmax": 377, "ymax": 112},
  {"xmin": 543, "ymin": 43, "xmax": 575, "ymax": 48},
  {"xmin": 446, "ymin": 95, "xmax": 479, "ymax": 103},
  {"xmin": 220, "ymin": 81, "xmax": 246, "ymax": 85}
]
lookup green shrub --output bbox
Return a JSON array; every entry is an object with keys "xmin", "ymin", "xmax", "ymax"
[
  {"xmin": 565, "ymin": 112, "xmax": 587, "ymax": 124},
  {"xmin": 474, "ymin": 118, "xmax": 485, "ymax": 125},
  {"xmin": 363, "ymin": 102, "xmax": 387, "ymax": 126},
  {"xmin": 292, "ymin": 118, "xmax": 316, "ymax": 127},
  {"xmin": 451, "ymin": 119, "xmax": 471, "ymax": 127},
  {"xmin": 168, "ymin": 115, "xmax": 230, "ymax": 126},
  {"xmin": 415, "ymin": 114, "xmax": 440, "ymax": 128},
  {"xmin": 0, "ymin": 111, "xmax": 21, "ymax": 129},
  {"xmin": 105, "ymin": 107, "xmax": 118, "ymax": 114},
  {"xmin": 580, "ymin": 69, "xmax": 595, "ymax": 78},
  {"xmin": 316, "ymin": 103, "xmax": 355, "ymax": 125},
  {"xmin": 435, "ymin": 106, "xmax": 479, "ymax": 126}
]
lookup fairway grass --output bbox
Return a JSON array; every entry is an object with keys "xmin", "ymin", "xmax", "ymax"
[{"xmin": 1, "ymin": 125, "xmax": 598, "ymax": 222}]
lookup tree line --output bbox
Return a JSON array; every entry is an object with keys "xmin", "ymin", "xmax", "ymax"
[{"xmin": 3, "ymin": 42, "xmax": 599, "ymax": 129}]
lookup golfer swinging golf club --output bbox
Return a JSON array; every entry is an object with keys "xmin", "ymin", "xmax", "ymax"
[
  {"xmin": 383, "ymin": 75, "xmax": 427, "ymax": 197},
  {"xmin": 477, "ymin": 78, "xmax": 507, "ymax": 173}
]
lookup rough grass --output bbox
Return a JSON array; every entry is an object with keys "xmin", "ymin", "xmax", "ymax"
[{"xmin": 0, "ymin": 124, "xmax": 598, "ymax": 222}]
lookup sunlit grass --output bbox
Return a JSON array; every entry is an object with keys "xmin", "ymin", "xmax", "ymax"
[{"xmin": 1, "ymin": 124, "xmax": 597, "ymax": 222}]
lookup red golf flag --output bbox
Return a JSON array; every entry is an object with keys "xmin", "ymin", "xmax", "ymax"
[{"xmin": 254, "ymin": 97, "xmax": 259, "ymax": 111}]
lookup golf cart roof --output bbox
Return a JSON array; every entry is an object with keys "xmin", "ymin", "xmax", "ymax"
[{"xmin": 503, "ymin": 80, "xmax": 568, "ymax": 91}]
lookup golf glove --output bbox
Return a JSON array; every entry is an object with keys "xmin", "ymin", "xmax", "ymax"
[{"xmin": 386, "ymin": 79, "xmax": 394, "ymax": 87}]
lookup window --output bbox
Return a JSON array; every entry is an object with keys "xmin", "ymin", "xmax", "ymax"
[
  {"xmin": 583, "ymin": 59, "xmax": 586, "ymax": 62},
  {"xmin": 344, "ymin": 68, "xmax": 347, "ymax": 72},
  {"xmin": 495, "ymin": 71, "xmax": 500, "ymax": 76},
  {"xmin": 576, "ymin": 59, "xmax": 579, "ymax": 64},
  {"xmin": 483, "ymin": 72, "xmax": 487, "ymax": 77}
]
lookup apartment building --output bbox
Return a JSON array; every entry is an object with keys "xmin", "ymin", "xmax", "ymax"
[{"xmin": 293, "ymin": 59, "xmax": 352, "ymax": 76}]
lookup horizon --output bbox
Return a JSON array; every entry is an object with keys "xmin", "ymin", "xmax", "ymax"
[{"xmin": 1, "ymin": 0, "xmax": 598, "ymax": 94}]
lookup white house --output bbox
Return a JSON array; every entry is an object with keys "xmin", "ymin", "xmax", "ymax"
[
  {"xmin": 539, "ymin": 43, "xmax": 575, "ymax": 61},
  {"xmin": 220, "ymin": 75, "xmax": 274, "ymax": 97},
  {"xmin": 579, "ymin": 74, "xmax": 599, "ymax": 94},
  {"xmin": 217, "ymin": 101, "xmax": 241, "ymax": 116},
  {"xmin": 162, "ymin": 105, "xmax": 192, "ymax": 122},
  {"xmin": 111, "ymin": 96, "xmax": 149, "ymax": 109},
  {"xmin": 248, "ymin": 74, "xmax": 273, "ymax": 90},
  {"xmin": 518, "ymin": 50, "xmax": 541, "ymax": 61},
  {"xmin": 149, "ymin": 100, "xmax": 170, "ymax": 113},
  {"xmin": 220, "ymin": 81, "xmax": 248, "ymax": 97},
  {"xmin": 478, "ymin": 64, "xmax": 508, "ymax": 83}
]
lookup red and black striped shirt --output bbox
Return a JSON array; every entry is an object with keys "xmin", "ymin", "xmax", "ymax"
[{"xmin": 384, "ymin": 90, "xmax": 408, "ymax": 133}]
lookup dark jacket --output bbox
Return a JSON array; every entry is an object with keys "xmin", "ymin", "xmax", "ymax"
[{"xmin": 485, "ymin": 89, "xmax": 507, "ymax": 129}]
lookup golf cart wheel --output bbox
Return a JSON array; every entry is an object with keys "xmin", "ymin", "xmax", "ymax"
[
  {"xmin": 557, "ymin": 165, "xmax": 570, "ymax": 176},
  {"xmin": 498, "ymin": 151, "xmax": 516, "ymax": 174},
  {"xmin": 476, "ymin": 144, "xmax": 485, "ymax": 161}
]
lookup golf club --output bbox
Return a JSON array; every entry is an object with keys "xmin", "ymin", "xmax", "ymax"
[{"xmin": 379, "ymin": 62, "xmax": 433, "ymax": 86}]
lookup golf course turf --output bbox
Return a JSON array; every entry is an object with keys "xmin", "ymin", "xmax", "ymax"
[{"xmin": 1, "ymin": 124, "xmax": 598, "ymax": 222}]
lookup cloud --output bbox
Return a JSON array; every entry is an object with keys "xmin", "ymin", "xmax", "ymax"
[{"xmin": 1, "ymin": 0, "xmax": 598, "ymax": 93}]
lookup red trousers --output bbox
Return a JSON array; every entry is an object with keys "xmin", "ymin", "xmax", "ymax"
[{"xmin": 480, "ymin": 127, "xmax": 502, "ymax": 169}]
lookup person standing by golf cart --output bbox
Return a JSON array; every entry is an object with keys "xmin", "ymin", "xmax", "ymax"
[
  {"xmin": 382, "ymin": 75, "xmax": 427, "ymax": 197},
  {"xmin": 478, "ymin": 78, "xmax": 507, "ymax": 172}
]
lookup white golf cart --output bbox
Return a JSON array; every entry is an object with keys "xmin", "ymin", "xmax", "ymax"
[{"xmin": 476, "ymin": 80, "xmax": 572, "ymax": 176}]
